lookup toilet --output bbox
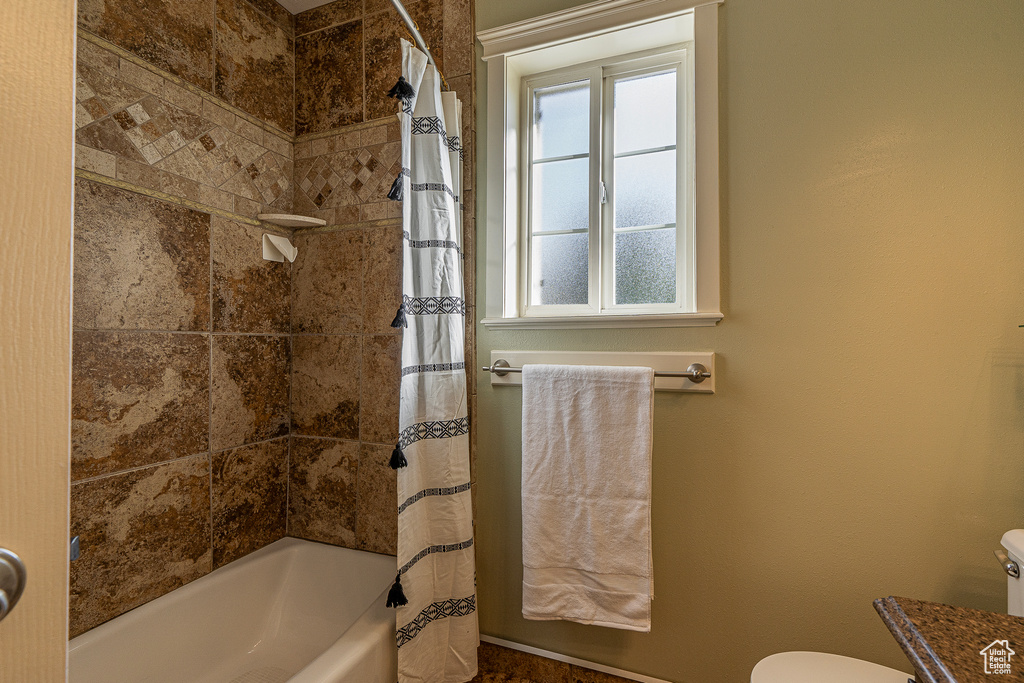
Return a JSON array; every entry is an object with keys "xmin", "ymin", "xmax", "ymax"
[
  {"xmin": 750, "ymin": 529, "xmax": 1024, "ymax": 682},
  {"xmin": 751, "ymin": 651, "xmax": 909, "ymax": 682}
]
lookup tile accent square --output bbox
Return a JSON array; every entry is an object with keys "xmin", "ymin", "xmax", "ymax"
[
  {"xmin": 72, "ymin": 331, "xmax": 209, "ymax": 481},
  {"xmin": 74, "ymin": 179, "xmax": 210, "ymax": 332},
  {"xmin": 292, "ymin": 335, "xmax": 360, "ymax": 439},
  {"xmin": 212, "ymin": 438, "xmax": 288, "ymax": 567},
  {"xmin": 69, "ymin": 456, "xmax": 212, "ymax": 637},
  {"xmin": 211, "ymin": 335, "xmax": 290, "ymax": 452},
  {"xmin": 288, "ymin": 437, "xmax": 358, "ymax": 546}
]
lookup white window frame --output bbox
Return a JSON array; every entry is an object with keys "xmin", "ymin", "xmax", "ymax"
[{"xmin": 479, "ymin": 0, "xmax": 723, "ymax": 329}]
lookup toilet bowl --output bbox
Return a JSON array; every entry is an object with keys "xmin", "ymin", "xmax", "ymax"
[
  {"xmin": 752, "ymin": 529, "xmax": 1024, "ymax": 681},
  {"xmin": 750, "ymin": 651, "xmax": 910, "ymax": 682}
]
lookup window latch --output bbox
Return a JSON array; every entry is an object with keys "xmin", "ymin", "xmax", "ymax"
[{"xmin": 600, "ymin": 181, "xmax": 608, "ymax": 205}]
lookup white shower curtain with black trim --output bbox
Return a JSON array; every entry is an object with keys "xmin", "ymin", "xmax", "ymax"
[{"xmin": 391, "ymin": 39, "xmax": 478, "ymax": 683}]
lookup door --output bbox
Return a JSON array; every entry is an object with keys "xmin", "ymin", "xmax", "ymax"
[{"xmin": 0, "ymin": 0, "xmax": 76, "ymax": 679}]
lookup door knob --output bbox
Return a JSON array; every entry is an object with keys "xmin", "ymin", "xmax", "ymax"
[{"xmin": 0, "ymin": 548, "xmax": 26, "ymax": 623}]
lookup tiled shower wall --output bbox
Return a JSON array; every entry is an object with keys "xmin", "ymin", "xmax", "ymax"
[
  {"xmin": 70, "ymin": 0, "xmax": 475, "ymax": 638},
  {"xmin": 287, "ymin": 0, "xmax": 478, "ymax": 549}
]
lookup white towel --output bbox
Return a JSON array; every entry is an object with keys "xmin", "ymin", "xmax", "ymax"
[{"xmin": 521, "ymin": 364, "xmax": 655, "ymax": 632}]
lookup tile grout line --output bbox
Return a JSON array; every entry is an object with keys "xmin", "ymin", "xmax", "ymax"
[
  {"xmin": 357, "ymin": 211, "xmax": 367, "ymax": 549},
  {"xmin": 208, "ymin": 188, "xmax": 216, "ymax": 568},
  {"xmin": 71, "ymin": 450, "xmax": 214, "ymax": 487},
  {"xmin": 361, "ymin": 1, "xmax": 367, "ymax": 125},
  {"xmin": 287, "ymin": 222, "xmax": 296, "ymax": 539},
  {"xmin": 71, "ymin": 328, "xmax": 295, "ymax": 337},
  {"xmin": 71, "ymin": 434, "xmax": 295, "ymax": 488}
]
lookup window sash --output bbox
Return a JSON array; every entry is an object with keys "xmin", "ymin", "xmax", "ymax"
[
  {"xmin": 520, "ymin": 48, "xmax": 694, "ymax": 318},
  {"xmin": 602, "ymin": 53, "xmax": 694, "ymax": 314}
]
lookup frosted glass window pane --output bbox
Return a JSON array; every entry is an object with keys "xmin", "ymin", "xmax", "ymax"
[
  {"xmin": 615, "ymin": 228, "xmax": 677, "ymax": 305},
  {"xmin": 533, "ymin": 81, "xmax": 590, "ymax": 160},
  {"xmin": 614, "ymin": 150, "xmax": 676, "ymax": 229},
  {"xmin": 532, "ymin": 158, "xmax": 589, "ymax": 233},
  {"xmin": 614, "ymin": 71, "xmax": 676, "ymax": 154},
  {"xmin": 531, "ymin": 233, "xmax": 589, "ymax": 306}
]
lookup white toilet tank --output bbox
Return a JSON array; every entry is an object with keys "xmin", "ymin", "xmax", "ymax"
[{"xmin": 1000, "ymin": 530, "xmax": 1024, "ymax": 617}]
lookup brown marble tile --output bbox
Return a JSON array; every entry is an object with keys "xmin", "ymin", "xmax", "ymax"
[
  {"xmin": 295, "ymin": 21, "xmax": 364, "ymax": 135},
  {"xmin": 211, "ymin": 335, "xmax": 290, "ymax": 452},
  {"xmin": 78, "ymin": 88, "xmax": 218, "ymax": 170},
  {"xmin": 76, "ymin": 117, "xmax": 148, "ymax": 163},
  {"xmin": 69, "ymin": 455, "xmax": 212, "ymax": 637},
  {"xmin": 363, "ymin": 223, "xmax": 403, "ymax": 334},
  {"xmin": 360, "ymin": 335, "xmax": 401, "ymax": 444},
  {"xmin": 442, "ymin": 0, "xmax": 473, "ymax": 78},
  {"xmin": 216, "ymin": 0, "xmax": 295, "ymax": 133},
  {"xmin": 72, "ymin": 331, "xmax": 209, "ymax": 481},
  {"xmin": 211, "ymin": 217, "xmax": 291, "ymax": 333},
  {"xmin": 78, "ymin": 39, "xmax": 120, "ymax": 78},
  {"xmin": 569, "ymin": 666, "xmax": 638, "ymax": 683},
  {"xmin": 473, "ymin": 643, "xmax": 572, "ymax": 683},
  {"xmin": 295, "ymin": 0, "xmax": 361, "ymax": 36},
  {"xmin": 76, "ymin": 144, "xmax": 117, "ymax": 176},
  {"xmin": 356, "ymin": 443, "xmax": 397, "ymax": 554},
  {"xmin": 292, "ymin": 230, "xmax": 364, "ymax": 334},
  {"xmin": 161, "ymin": 170, "xmax": 201, "ymax": 201},
  {"xmin": 244, "ymin": 0, "xmax": 294, "ymax": 35},
  {"xmin": 74, "ymin": 179, "xmax": 210, "ymax": 331},
  {"xmin": 291, "ymin": 334, "xmax": 360, "ymax": 438},
  {"xmin": 365, "ymin": 0, "xmax": 443, "ymax": 121},
  {"xmin": 288, "ymin": 436, "xmax": 358, "ymax": 546},
  {"xmin": 78, "ymin": 0, "xmax": 216, "ymax": 91},
  {"xmin": 212, "ymin": 438, "xmax": 288, "ymax": 567}
]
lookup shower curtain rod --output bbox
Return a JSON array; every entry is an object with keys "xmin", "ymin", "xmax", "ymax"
[{"xmin": 388, "ymin": 0, "xmax": 449, "ymax": 90}]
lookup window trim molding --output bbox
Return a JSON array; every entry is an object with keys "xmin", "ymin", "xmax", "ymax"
[{"xmin": 479, "ymin": 0, "xmax": 723, "ymax": 330}]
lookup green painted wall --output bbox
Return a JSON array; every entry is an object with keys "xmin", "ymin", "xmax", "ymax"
[{"xmin": 473, "ymin": 1, "xmax": 1024, "ymax": 681}]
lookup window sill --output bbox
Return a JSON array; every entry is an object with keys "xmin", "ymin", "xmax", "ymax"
[{"xmin": 480, "ymin": 311, "xmax": 723, "ymax": 329}]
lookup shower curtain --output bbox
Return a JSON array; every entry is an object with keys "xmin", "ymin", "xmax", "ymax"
[{"xmin": 390, "ymin": 40, "xmax": 478, "ymax": 683}]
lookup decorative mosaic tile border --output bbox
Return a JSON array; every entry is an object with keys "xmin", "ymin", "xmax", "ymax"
[{"xmin": 78, "ymin": 29, "xmax": 293, "ymax": 146}]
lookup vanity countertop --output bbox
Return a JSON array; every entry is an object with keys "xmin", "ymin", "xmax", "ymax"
[{"xmin": 874, "ymin": 595, "xmax": 1024, "ymax": 682}]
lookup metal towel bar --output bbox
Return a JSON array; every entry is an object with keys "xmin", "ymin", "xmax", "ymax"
[{"xmin": 482, "ymin": 359, "xmax": 711, "ymax": 384}]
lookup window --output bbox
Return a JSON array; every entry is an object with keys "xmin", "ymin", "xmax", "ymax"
[
  {"xmin": 479, "ymin": 0, "xmax": 723, "ymax": 328},
  {"xmin": 524, "ymin": 51, "xmax": 693, "ymax": 316}
]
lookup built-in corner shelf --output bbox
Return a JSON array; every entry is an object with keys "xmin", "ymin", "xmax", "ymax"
[{"xmin": 257, "ymin": 213, "xmax": 326, "ymax": 228}]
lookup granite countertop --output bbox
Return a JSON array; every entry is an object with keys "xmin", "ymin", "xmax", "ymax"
[{"xmin": 874, "ymin": 596, "xmax": 1024, "ymax": 682}]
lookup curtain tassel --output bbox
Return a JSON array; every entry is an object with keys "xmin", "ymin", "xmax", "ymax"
[
  {"xmin": 390, "ymin": 444, "xmax": 408, "ymax": 469},
  {"xmin": 386, "ymin": 572, "xmax": 408, "ymax": 607},
  {"xmin": 390, "ymin": 303, "xmax": 407, "ymax": 329},
  {"xmin": 387, "ymin": 76, "xmax": 416, "ymax": 103},
  {"xmin": 387, "ymin": 172, "xmax": 404, "ymax": 201}
]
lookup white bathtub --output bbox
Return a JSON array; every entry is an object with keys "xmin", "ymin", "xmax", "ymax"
[{"xmin": 69, "ymin": 538, "xmax": 397, "ymax": 683}]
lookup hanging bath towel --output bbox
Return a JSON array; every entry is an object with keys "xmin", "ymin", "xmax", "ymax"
[
  {"xmin": 391, "ymin": 40, "xmax": 478, "ymax": 683},
  {"xmin": 521, "ymin": 364, "xmax": 655, "ymax": 632}
]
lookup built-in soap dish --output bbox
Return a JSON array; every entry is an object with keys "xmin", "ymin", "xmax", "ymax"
[{"xmin": 257, "ymin": 213, "xmax": 326, "ymax": 228}]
